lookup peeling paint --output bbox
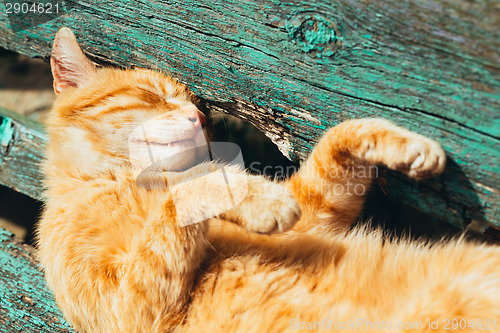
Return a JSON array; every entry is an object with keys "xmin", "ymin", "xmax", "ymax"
[{"xmin": 283, "ymin": 105, "xmax": 323, "ymax": 125}]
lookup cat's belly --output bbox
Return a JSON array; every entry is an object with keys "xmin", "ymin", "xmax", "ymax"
[{"xmin": 181, "ymin": 223, "xmax": 500, "ymax": 333}]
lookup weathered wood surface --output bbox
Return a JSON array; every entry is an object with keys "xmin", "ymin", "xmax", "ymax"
[
  {"xmin": 0, "ymin": 107, "xmax": 46, "ymax": 201},
  {"xmin": 0, "ymin": 0, "xmax": 499, "ymax": 228},
  {"xmin": 0, "ymin": 228, "xmax": 73, "ymax": 332}
]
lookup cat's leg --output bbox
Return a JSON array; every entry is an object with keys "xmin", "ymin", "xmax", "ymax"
[
  {"xmin": 287, "ymin": 118, "xmax": 446, "ymax": 232},
  {"xmin": 112, "ymin": 206, "xmax": 207, "ymax": 333},
  {"xmin": 140, "ymin": 163, "xmax": 300, "ymax": 234},
  {"xmin": 112, "ymin": 166, "xmax": 300, "ymax": 331}
]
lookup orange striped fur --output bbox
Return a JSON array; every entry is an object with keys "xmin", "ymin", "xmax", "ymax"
[{"xmin": 37, "ymin": 28, "xmax": 500, "ymax": 333}]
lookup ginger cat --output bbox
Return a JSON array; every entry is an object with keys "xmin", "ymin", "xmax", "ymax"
[{"xmin": 37, "ymin": 28, "xmax": 500, "ymax": 333}]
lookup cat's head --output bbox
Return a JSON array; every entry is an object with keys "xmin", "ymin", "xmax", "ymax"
[{"xmin": 45, "ymin": 27, "xmax": 211, "ymax": 176}]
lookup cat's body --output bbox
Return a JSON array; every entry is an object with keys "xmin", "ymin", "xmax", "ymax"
[{"xmin": 37, "ymin": 28, "xmax": 500, "ymax": 333}]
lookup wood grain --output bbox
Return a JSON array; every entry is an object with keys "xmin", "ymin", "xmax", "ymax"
[{"xmin": 0, "ymin": 0, "xmax": 498, "ymax": 228}]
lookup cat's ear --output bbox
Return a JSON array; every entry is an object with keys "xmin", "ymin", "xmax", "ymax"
[{"xmin": 50, "ymin": 27, "xmax": 96, "ymax": 94}]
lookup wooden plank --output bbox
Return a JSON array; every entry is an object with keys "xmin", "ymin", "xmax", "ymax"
[
  {"xmin": 0, "ymin": 0, "xmax": 498, "ymax": 228},
  {"xmin": 0, "ymin": 228, "xmax": 73, "ymax": 332},
  {"xmin": 0, "ymin": 107, "xmax": 46, "ymax": 201}
]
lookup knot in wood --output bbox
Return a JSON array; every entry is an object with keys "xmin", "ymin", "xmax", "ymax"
[{"xmin": 286, "ymin": 13, "xmax": 342, "ymax": 58}]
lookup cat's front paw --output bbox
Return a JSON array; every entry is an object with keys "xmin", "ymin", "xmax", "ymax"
[
  {"xmin": 239, "ymin": 182, "xmax": 301, "ymax": 234},
  {"xmin": 352, "ymin": 119, "xmax": 446, "ymax": 180},
  {"xmin": 389, "ymin": 135, "xmax": 446, "ymax": 179}
]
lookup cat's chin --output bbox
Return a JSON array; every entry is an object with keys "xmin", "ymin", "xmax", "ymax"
[
  {"xmin": 148, "ymin": 139, "xmax": 200, "ymax": 171},
  {"xmin": 129, "ymin": 139, "xmax": 211, "ymax": 174}
]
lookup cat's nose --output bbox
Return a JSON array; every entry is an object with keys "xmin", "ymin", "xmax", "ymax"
[{"xmin": 186, "ymin": 109, "xmax": 206, "ymax": 128}]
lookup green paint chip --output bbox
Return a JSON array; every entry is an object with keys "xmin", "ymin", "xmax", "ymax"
[{"xmin": 0, "ymin": 117, "xmax": 15, "ymax": 146}]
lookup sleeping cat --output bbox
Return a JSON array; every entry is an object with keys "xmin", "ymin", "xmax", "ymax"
[{"xmin": 37, "ymin": 28, "xmax": 500, "ymax": 333}]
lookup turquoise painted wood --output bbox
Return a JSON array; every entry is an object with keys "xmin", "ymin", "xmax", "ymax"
[
  {"xmin": 0, "ymin": 1, "xmax": 498, "ymax": 229},
  {"xmin": 0, "ymin": 228, "xmax": 73, "ymax": 332},
  {"xmin": 0, "ymin": 107, "xmax": 46, "ymax": 201}
]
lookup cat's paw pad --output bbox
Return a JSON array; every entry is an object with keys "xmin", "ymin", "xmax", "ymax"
[
  {"xmin": 244, "ymin": 183, "xmax": 301, "ymax": 234},
  {"xmin": 389, "ymin": 136, "xmax": 446, "ymax": 179}
]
